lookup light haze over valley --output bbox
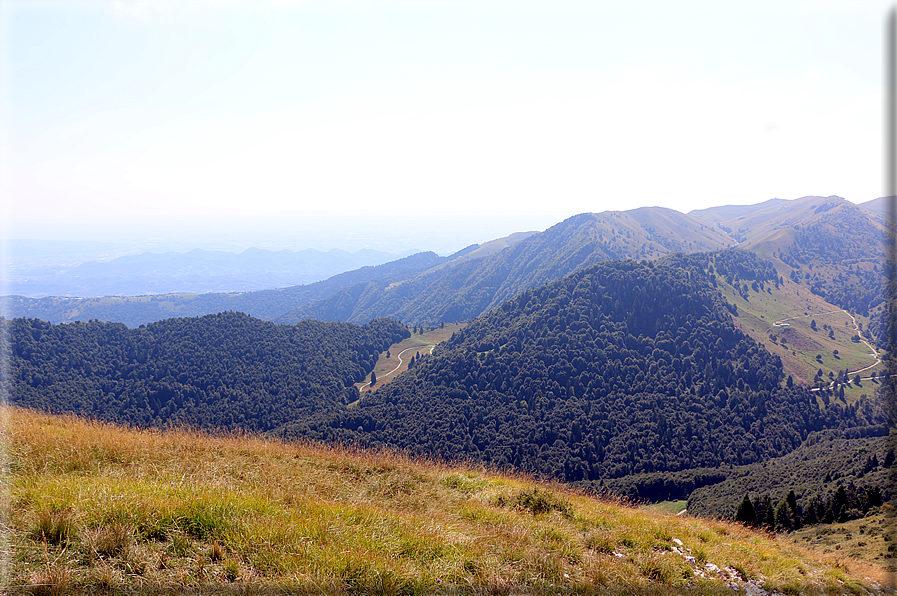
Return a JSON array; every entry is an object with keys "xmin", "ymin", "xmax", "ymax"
[{"xmin": 2, "ymin": 1, "xmax": 888, "ymax": 299}]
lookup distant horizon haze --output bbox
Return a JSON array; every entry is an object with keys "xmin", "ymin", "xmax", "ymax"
[
  {"xmin": 2, "ymin": 2, "xmax": 887, "ymax": 261},
  {"xmin": 4, "ymin": 193, "xmax": 881, "ymax": 259}
]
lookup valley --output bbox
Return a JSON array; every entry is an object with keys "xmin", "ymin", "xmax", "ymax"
[
  {"xmin": 3, "ymin": 194, "xmax": 894, "ymax": 591},
  {"xmin": 9, "ymin": 1, "xmax": 890, "ymax": 591}
]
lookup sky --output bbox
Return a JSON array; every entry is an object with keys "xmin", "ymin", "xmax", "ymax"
[{"xmin": 0, "ymin": 0, "xmax": 891, "ymax": 254}]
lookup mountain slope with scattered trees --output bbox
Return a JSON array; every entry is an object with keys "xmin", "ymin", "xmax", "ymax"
[
  {"xmin": 687, "ymin": 428, "xmax": 891, "ymax": 528},
  {"xmin": 692, "ymin": 195, "xmax": 889, "ymax": 347}
]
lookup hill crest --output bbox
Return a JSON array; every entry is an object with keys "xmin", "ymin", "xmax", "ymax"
[{"xmin": 277, "ymin": 207, "xmax": 733, "ymax": 325}]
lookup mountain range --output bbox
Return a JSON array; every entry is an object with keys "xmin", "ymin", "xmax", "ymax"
[
  {"xmin": 282, "ymin": 253, "xmax": 879, "ymax": 480},
  {"xmin": 5, "ymin": 246, "xmax": 413, "ymax": 298},
  {"xmin": 3, "ymin": 194, "xmax": 892, "ymax": 535},
  {"xmin": 2, "ymin": 251, "xmax": 446, "ymax": 328},
  {"xmin": 5, "ymin": 195, "xmax": 885, "ymax": 334}
]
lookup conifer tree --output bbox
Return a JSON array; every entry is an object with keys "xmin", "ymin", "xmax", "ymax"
[
  {"xmin": 752, "ymin": 495, "xmax": 768, "ymax": 526},
  {"xmin": 774, "ymin": 498, "xmax": 794, "ymax": 531},
  {"xmin": 735, "ymin": 494, "xmax": 756, "ymax": 525},
  {"xmin": 837, "ymin": 504, "xmax": 848, "ymax": 523},
  {"xmin": 786, "ymin": 490, "xmax": 801, "ymax": 529}
]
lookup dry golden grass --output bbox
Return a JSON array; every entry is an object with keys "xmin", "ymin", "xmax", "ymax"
[{"xmin": 2, "ymin": 406, "xmax": 890, "ymax": 594}]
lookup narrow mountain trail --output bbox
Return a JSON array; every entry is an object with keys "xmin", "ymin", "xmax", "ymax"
[
  {"xmin": 840, "ymin": 310, "xmax": 881, "ymax": 376},
  {"xmin": 773, "ymin": 308, "xmax": 844, "ymax": 325},
  {"xmin": 357, "ymin": 324, "xmax": 462, "ymax": 394}
]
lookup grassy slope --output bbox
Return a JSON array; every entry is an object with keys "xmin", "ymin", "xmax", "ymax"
[
  {"xmin": 5, "ymin": 408, "xmax": 888, "ymax": 595},
  {"xmin": 640, "ymin": 501, "xmax": 688, "ymax": 516},
  {"xmin": 715, "ymin": 276, "xmax": 879, "ymax": 402},
  {"xmin": 357, "ymin": 323, "xmax": 466, "ymax": 394},
  {"xmin": 792, "ymin": 513, "xmax": 892, "ymax": 568}
]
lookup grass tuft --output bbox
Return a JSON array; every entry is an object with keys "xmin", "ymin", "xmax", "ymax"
[
  {"xmin": 179, "ymin": 503, "xmax": 230, "ymax": 540},
  {"xmin": 503, "ymin": 487, "xmax": 572, "ymax": 517},
  {"xmin": 83, "ymin": 522, "xmax": 132, "ymax": 559},
  {"xmin": 582, "ymin": 529, "xmax": 615, "ymax": 554},
  {"xmin": 29, "ymin": 508, "xmax": 77, "ymax": 545},
  {"xmin": 223, "ymin": 557, "xmax": 240, "ymax": 582},
  {"xmin": 166, "ymin": 530, "xmax": 193, "ymax": 558},
  {"xmin": 209, "ymin": 539, "xmax": 225, "ymax": 562},
  {"xmin": 27, "ymin": 564, "xmax": 71, "ymax": 596}
]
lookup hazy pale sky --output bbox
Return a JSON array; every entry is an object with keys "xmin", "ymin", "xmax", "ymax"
[{"xmin": 1, "ymin": 0, "xmax": 889, "ymax": 253}]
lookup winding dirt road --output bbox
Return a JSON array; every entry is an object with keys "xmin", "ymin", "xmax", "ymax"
[{"xmin": 360, "ymin": 344, "xmax": 436, "ymax": 391}]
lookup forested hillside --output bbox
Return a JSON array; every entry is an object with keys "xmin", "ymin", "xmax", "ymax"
[
  {"xmin": 293, "ymin": 252, "xmax": 880, "ymax": 482},
  {"xmin": 686, "ymin": 429, "xmax": 891, "ymax": 525},
  {"xmin": 778, "ymin": 203, "xmax": 886, "ymax": 321},
  {"xmin": 4, "ymin": 312, "xmax": 408, "ymax": 431},
  {"xmin": 278, "ymin": 208, "xmax": 732, "ymax": 325}
]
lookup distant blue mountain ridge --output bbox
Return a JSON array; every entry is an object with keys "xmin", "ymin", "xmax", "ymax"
[{"xmin": 5, "ymin": 246, "xmax": 414, "ymax": 298}]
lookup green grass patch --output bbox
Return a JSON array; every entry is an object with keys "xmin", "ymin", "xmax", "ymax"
[{"xmin": 640, "ymin": 500, "xmax": 687, "ymax": 515}]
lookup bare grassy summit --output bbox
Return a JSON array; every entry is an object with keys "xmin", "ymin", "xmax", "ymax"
[{"xmin": 3, "ymin": 407, "xmax": 888, "ymax": 594}]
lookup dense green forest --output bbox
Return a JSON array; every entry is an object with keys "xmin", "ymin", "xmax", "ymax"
[
  {"xmin": 292, "ymin": 253, "xmax": 881, "ymax": 483},
  {"xmin": 5, "ymin": 312, "xmax": 408, "ymax": 431}
]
